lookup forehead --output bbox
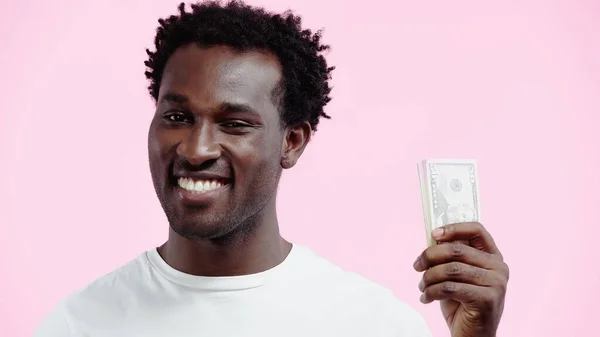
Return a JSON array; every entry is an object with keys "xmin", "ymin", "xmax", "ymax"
[{"xmin": 159, "ymin": 44, "xmax": 283, "ymax": 109}]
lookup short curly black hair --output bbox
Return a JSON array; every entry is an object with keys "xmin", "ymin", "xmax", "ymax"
[{"xmin": 144, "ymin": 0, "xmax": 334, "ymax": 132}]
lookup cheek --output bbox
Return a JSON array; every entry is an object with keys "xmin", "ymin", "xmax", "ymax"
[
  {"xmin": 147, "ymin": 132, "xmax": 166, "ymax": 178},
  {"xmin": 149, "ymin": 125, "xmax": 181, "ymax": 159},
  {"xmin": 148, "ymin": 125, "xmax": 181, "ymax": 183},
  {"xmin": 230, "ymin": 135, "xmax": 281, "ymax": 179}
]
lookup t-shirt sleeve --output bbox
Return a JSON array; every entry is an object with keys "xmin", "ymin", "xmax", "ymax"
[{"xmin": 32, "ymin": 305, "xmax": 72, "ymax": 337}]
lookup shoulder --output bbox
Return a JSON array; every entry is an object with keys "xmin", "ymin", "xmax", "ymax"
[
  {"xmin": 291, "ymin": 245, "xmax": 432, "ymax": 336},
  {"xmin": 64, "ymin": 251, "xmax": 151, "ymax": 307},
  {"xmin": 33, "ymin": 302, "xmax": 72, "ymax": 337},
  {"xmin": 34, "ymin": 251, "xmax": 152, "ymax": 336}
]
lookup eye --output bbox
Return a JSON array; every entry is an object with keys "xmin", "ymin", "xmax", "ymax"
[
  {"xmin": 163, "ymin": 112, "xmax": 192, "ymax": 123},
  {"xmin": 222, "ymin": 121, "xmax": 251, "ymax": 128}
]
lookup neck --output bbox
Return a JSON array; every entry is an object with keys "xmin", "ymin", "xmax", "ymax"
[{"xmin": 158, "ymin": 200, "xmax": 291, "ymax": 277}]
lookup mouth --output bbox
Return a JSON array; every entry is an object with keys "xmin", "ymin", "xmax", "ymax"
[{"xmin": 177, "ymin": 177, "xmax": 230, "ymax": 194}]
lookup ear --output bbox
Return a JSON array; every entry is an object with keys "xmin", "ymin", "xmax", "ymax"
[{"xmin": 280, "ymin": 121, "xmax": 312, "ymax": 169}]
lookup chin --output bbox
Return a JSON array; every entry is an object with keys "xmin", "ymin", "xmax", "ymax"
[{"xmin": 169, "ymin": 215, "xmax": 241, "ymax": 241}]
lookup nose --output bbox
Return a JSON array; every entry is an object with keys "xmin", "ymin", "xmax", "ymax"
[{"xmin": 176, "ymin": 122, "xmax": 221, "ymax": 166}]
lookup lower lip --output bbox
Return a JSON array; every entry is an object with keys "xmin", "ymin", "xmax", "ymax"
[{"xmin": 175, "ymin": 184, "xmax": 230, "ymax": 206}]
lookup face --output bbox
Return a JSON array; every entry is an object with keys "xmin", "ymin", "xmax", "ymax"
[{"xmin": 148, "ymin": 44, "xmax": 309, "ymax": 240}]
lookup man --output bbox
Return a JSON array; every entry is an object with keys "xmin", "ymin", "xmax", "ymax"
[{"xmin": 34, "ymin": 1, "xmax": 509, "ymax": 336}]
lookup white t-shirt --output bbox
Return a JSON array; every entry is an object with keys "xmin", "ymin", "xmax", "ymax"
[{"xmin": 34, "ymin": 244, "xmax": 432, "ymax": 337}]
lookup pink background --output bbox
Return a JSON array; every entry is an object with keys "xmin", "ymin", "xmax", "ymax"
[{"xmin": 1, "ymin": 1, "xmax": 599, "ymax": 336}]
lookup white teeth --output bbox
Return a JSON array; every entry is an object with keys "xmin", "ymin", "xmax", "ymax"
[{"xmin": 178, "ymin": 177, "xmax": 225, "ymax": 193}]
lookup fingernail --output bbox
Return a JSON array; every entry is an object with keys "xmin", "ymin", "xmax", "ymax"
[
  {"xmin": 432, "ymin": 227, "xmax": 444, "ymax": 239},
  {"xmin": 419, "ymin": 293, "xmax": 426, "ymax": 303},
  {"xmin": 413, "ymin": 256, "xmax": 421, "ymax": 270},
  {"xmin": 418, "ymin": 279, "xmax": 424, "ymax": 292}
]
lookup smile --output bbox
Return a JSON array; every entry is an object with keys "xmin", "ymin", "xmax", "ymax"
[{"xmin": 177, "ymin": 177, "xmax": 228, "ymax": 193}]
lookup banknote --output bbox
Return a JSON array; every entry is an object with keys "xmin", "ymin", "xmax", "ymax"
[{"xmin": 417, "ymin": 159, "xmax": 481, "ymax": 247}]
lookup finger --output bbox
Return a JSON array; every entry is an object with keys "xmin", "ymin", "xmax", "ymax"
[
  {"xmin": 420, "ymin": 281, "xmax": 493, "ymax": 305},
  {"xmin": 418, "ymin": 262, "xmax": 498, "ymax": 292},
  {"xmin": 431, "ymin": 222, "xmax": 502, "ymax": 257},
  {"xmin": 414, "ymin": 242, "xmax": 501, "ymax": 272}
]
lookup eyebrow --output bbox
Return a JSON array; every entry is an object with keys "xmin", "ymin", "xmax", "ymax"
[
  {"xmin": 159, "ymin": 92, "xmax": 261, "ymax": 118},
  {"xmin": 159, "ymin": 92, "xmax": 189, "ymax": 105},
  {"xmin": 220, "ymin": 102, "xmax": 256, "ymax": 114}
]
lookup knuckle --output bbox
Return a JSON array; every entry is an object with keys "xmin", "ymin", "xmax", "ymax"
[
  {"xmin": 495, "ymin": 272, "xmax": 508, "ymax": 293},
  {"xmin": 472, "ymin": 266, "xmax": 486, "ymax": 281},
  {"xmin": 450, "ymin": 242, "xmax": 465, "ymax": 257},
  {"xmin": 441, "ymin": 282, "xmax": 456, "ymax": 294},
  {"xmin": 498, "ymin": 280, "xmax": 508, "ymax": 294},
  {"xmin": 463, "ymin": 285, "xmax": 478, "ymax": 299},
  {"xmin": 496, "ymin": 251, "xmax": 505, "ymax": 261},
  {"xmin": 447, "ymin": 223, "xmax": 456, "ymax": 235},
  {"xmin": 477, "ymin": 250, "xmax": 492, "ymax": 263},
  {"xmin": 446, "ymin": 262, "xmax": 462, "ymax": 276},
  {"xmin": 502, "ymin": 262, "xmax": 511, "ymax": 281},
  {"xmin": 472, "ymin": 221, "xmax": 485, "ymax": 232},
  {"xmin": 472, "ymin": 222, "xmax": 485, "ymax": 236},
  {"xmin": 480, "ymin": 290, "xmax": 497, "ymax": 310},
  {"xmin": 493, "ymin": 261, "xmax": 510, "ymax": 283}
]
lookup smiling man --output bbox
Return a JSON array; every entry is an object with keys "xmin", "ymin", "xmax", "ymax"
[{"xmin": 34, "ymin": 1, "xmax": 508, "ymax": 336}]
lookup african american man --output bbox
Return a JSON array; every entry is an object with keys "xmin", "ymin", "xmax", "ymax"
[{"xmin": 34, "ymin": 1, "xmax": 509, "ymax": 337}]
